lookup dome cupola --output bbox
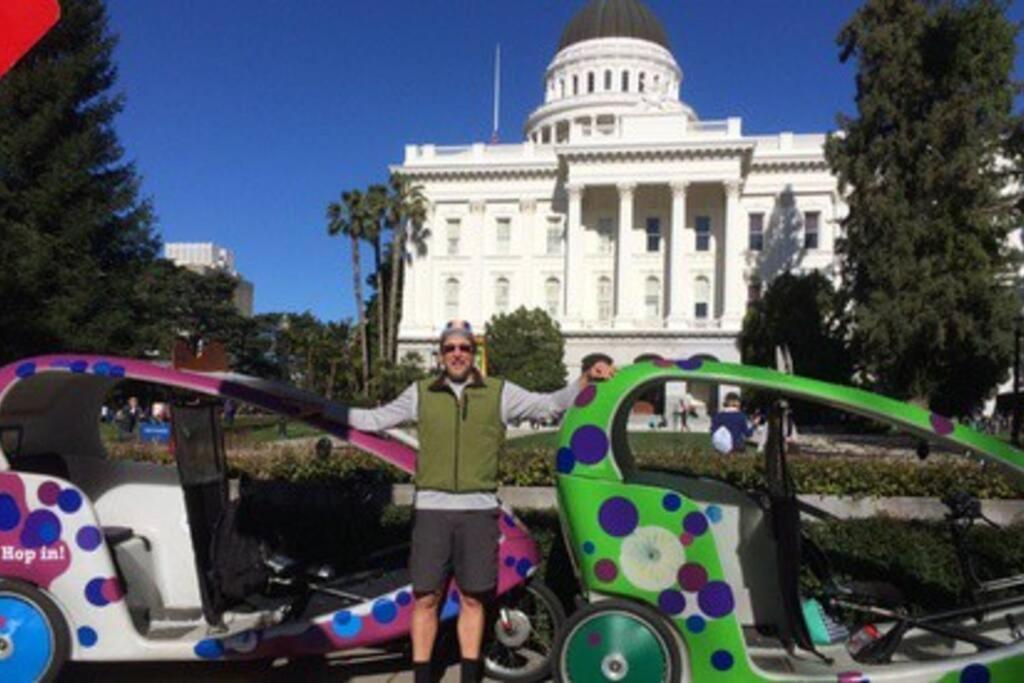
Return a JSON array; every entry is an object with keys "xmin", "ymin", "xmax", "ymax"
[{"xmin": 558, "ymin": 0, "xmax": 671, "ymax": 51}]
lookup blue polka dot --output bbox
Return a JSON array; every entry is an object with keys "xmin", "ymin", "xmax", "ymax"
[
  {"xmin": 556, "ymin": 447, "xmax": 576, "ymax": 474},
  {"xmin": 93, "ymin": 361, "xmax": 111, "ymax": 375},
  {"xmin": 711, "ymin": 650, "xmax": 734, "ymax": 671},
  {"xmin": 110, "ymin": 365, "xmax": 126, "ymax": 378},
  {"xmin": 78, "ymin": 626, "xmax": 98, "ymax": 647},
  {"xmin": 20, "ymin": 509, "xmax": 61, "ymax": 548},
  {"xmin": 582, "ymin": 541, "xmax": 595, "ymax": 555},
  {"xmin": 77, "ymin": 526, "xmax": 102, "ymax": 551},
  {"xmin": 372, "ymin": 599, "xmax": 398, "ymax": 625},
  {"xmin": 15, "ymin": 362, "xmax": 36, "ymax": 378},
  {"xmin": 69, "ymin": 360, "xmax": 88, "ymax": 373},
  {"xmin": 662, "ymin": 493, "xmax": 681, "ymax": 511},
  {"xmin": 194, "ymin": 638, "xmax": 224, "ymax": 660},
  {"xmin": 396, "ymin": 591, "xmax": 412, "ymax": 607},
  {"xmin": 332, "ymin": 611, "xmax": 363, "ymax": 638},
  {"xmin": 686, "ymin": 615, "xmax": 706, "ymax": 633},
  {"xmin": 961, "ymin": 664, "xmax": 990, "ymax": 683},
  {"xmin": 58, "ymin": 489, "xmax": 82, "ymax": 513},
  {"xmin": 515, "ymin": 558, "xmax": 532, "ymax": 578},
  {"xmin": 706, "ymin": 505, "xmax": 723, "ymax": 523},
  {"xmin": 504, "ymin": 556, "xmax": 516, "ymax": 567},
  {"xmin": 85, "ymin": 578, "xmax": 108, "ymax": 606},
  {"xmin": 0, "ymin": 494, "xmax": 20, "ymax": 531}
]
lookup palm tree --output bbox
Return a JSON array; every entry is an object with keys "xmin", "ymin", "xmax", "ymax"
[
  {"xmin": 366, "ymin": 184, "xmax": 389, "ymax": 364},
  {"xmin": 384, "ymin": 176, "xmax": 428, "ymax": 362},
  {"xmin": 327, "ymin": 189, "xmax": 372, "ymax": 395}
]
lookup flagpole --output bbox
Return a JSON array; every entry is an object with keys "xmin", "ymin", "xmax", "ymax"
[{"xmin": 491, "ymin": 43, "xmax": 501, "ymax": 144}]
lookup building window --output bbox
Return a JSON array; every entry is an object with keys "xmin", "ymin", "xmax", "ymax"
[
  {"xmin": 496, "ymin": 217, "xmax": 511, "ymax": 255},
  {"xmin": 587, "ymin": 72, "xmax": 595, "ymax": 93},
  {"xmin": 695, "ymin": 277, "xmax": 709, "ymax": 319},
  {"xmin": 645, "ymin": 276, "xmax": 661, "ymax": 319},
  {"xmin": 804, "ymin": 211, "xmax": 820, "ymax": 249},
  {"xmin": 645, "ymin": 217, "xmax": 661, "ymax": 252},
  {"xmin": 597, "ymin": 276, "xmax": 612, "ymax": 321},
  {"xmin": 604, "ymin": 69, "xmax": 612, "ymax": 90},
  {"xmin": 638, "ymin": 72, "xmax": 646, "ymax": 93},
  {"xmin": 546, "ymin": 218, "xmax": 563, "ymax": 256},
  {"xmin": 445, "ymin": 278, "xmax": 460, "ymax": 319},
  {"xmin": 622, "ymin": 70, "xmax": 629, "ymax": 92},
  {"xmin": 597, "ymin": 217, "xmax": 614, "ymax": 254},
  {"xmin": 545, "ymin": 277, "xmax": 561, "ymax": 318},
  {"xmin": 695, "ymin": 216, "xmax": 711, "ymax": 252},
  {"xmin": 495, "ymin": 277, "xmax": 510, "ymax": 315},
  {"xmin": 748, "ymin": 212, "xmax": 764, "ymax": 251},
  {"xmin": 559, "ymin": 79, "xmax": 565, "ymax": 99},
  {"xmin": 573, "ymin": 75, "xmax": 579, "ymax": 95},
  {"xmin": 446, "ymin": 219, "xmax": 461, "ymax": 256}
]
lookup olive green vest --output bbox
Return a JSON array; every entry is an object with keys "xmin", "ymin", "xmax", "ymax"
[{"xmin": 415, "ymin": 372, "xmax": 505, "ymax": 492}]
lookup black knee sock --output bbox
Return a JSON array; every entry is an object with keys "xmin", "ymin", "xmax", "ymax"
[
  {"xmin": 461, "ymin": 658, "xmax": 482, "ymax": 683},
  {"xmin": 414, "ymin": 661, "xmax": 432, "ymax": 683}
]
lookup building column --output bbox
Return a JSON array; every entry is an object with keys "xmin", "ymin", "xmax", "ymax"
[
  {"xmin": 667, "ymin": 181, "xmax": 689, "ymax": 326},
  {"xmin": 721, "ymin": 180, "xmax": 746, "ymax": 327},
  {"xmin": 564, "ymin": 183, "xmax": 584, "ymax": 323},
  {"xmin": 615, "ymin": 182, "xmax": 636, "ymax": 327},
  {"xmin": 470, "ymin": 200, "xmax": 486, "ymax": 326}
]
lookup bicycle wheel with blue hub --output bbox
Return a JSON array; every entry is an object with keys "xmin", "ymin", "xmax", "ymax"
[
  {"xmin": 554, "ymin": 599, "xmax": 682, "ymax": 682},
  {"xmin": 0, "ymin": 580, "xmax": 69, "ymax": 683}
]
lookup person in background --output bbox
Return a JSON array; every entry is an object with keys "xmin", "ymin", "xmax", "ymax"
[
  {"xmin": 710, "ymin": 391, "xmax": 757, "ymax": 454},
  {"xmin": 331, "ymin": 321, "xmax": 615, "ymax": 683}
]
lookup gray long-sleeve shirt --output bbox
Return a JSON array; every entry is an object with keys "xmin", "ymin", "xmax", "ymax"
[{"xmin": 333, "ymin": 376, "xmax": 580, "ymax": 509}]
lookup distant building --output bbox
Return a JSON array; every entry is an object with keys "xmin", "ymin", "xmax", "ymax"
[{"xmin": 164, "ymin": 242, "xmax": 255, "ymax": 317}]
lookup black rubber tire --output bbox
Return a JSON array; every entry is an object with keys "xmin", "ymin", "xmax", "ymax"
[
  {"xmin": 0, "ymin": 578, "xmax": 71, "ymax": 683},
  {"xmin": 552, "ymin": 598, "xmax": 683, "ymax": 683},
  {"xmin": 484, "ymin": 580, "xmax": 567, "ymax": 683}
]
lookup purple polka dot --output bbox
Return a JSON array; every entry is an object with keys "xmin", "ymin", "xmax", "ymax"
[
  {"xmin": 516, "ymin": 558, "xmax": 533, "ymax": 577},
  {"xmin": 110, "ymin": 365, "xmax": 126, "ymax": 378},
  {"xmin": 503, "ymin": 514, "xmax": 516, "ymax": 529},
  {"xmin": 556, "ymin": 447, "xmax": 576, "ymax": 474},
  {"xmin": 69, "ymin": 360, "xmax": 88, "ymax": 373},
  {"xmin": 587, "ymin": 632, "xmax": 602, "ymax": 646},
  {"xmin": 711, "ymin": 650, "xmax": 734, "ymax": 671},
  {"xmin": 678, "ymin": 563, "xmax": 708, "ymax": 592},
  {"xmin": 15, "ymin": 362, "xmax": 36, "ymax": 378},
  {"xmin": 20, "ymin": 509, "xmax": 61, "ymax": 548},
  {"xmin": 653, "ymin": 358, "xmax": 675, "ymax": 368},
  {"xmin": 396, "ymin": 591, "xmax": 412, "ymax": 607},
  {"xmin": 37, "ymin": 482, "xmax": 60, "ymax": 506},
  {"xmin": 658, "ymin": 589, "xmax": 686, "ymax": 615},
  {"xmin": 85, "ymin": 578, "xmax": 108, "ymax": 606},
  {"xmin": 101, "ymin": 578, "xmax": 123, "ymax": 603},
  {"xmin": 662, "ymin": 493, "xmax": 681, "ymax": 511},
  {"xmin": 676, "ymin": 357, "xmax": 704, "ymax": 371},
  {"xmin": 598, "ymin": 497, "xmax": 638, "ymax": 537},
  {"xmin": 698, "ymin": 581, "xmax": 735, "ymax": 618},
  {"xmin": 77, "ymin": 526, "xmax": 102, "ymax": 551},
  {"xmin": 504, "ymin": 556, "xmax": 516, "ymax": 567},
  {"xmin": 594, "ymin": 559, "xmax": 618, "ymax": 582},
  {"xmin": 683, "ymin": 511, "xmax": 708, "ymax": 536},
  {"xmin": 571, "ymin": 425, "xmax": 609, "ymax": 465},
  {"xmin": 575, "ymin": 384, "xmax": 597, "ymax": 407},
  {"xmin": 930, "ymin": 413, "xmax": 955, "ymax": 436},
  {"xmin": 57, "ymin": 488, "xmax": 82, "ymax": 513}
]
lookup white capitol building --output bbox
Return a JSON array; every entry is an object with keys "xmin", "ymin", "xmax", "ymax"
[{"xmin": 394, "ymin": 0, "xmax": 843, "ymax": 406}]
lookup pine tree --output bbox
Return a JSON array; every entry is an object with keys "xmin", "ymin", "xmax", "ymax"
[
  {"xmin": 825, "ymin": 0, "xmax": 1022, "ymax": 415},
  {"xmin": 0, "ymin": 0, "xmax": 159, "ymax": 363}
]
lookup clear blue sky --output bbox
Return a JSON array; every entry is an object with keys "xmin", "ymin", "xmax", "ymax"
[{"xmin": 104, "ymin": 0, "xmax": 1024, "ymax": 323}]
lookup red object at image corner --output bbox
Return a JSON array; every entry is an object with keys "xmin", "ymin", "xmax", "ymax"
[{"xmin": 0, "ymin": 0, "xmax": 61, "ymax": 78}]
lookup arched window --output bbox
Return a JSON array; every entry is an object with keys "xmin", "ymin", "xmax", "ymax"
[
  {"xmin": 573, "ymin": 74, "xmax": 579, "ymax": 95},
  {"xmin": 645, "ymin": 276, "xmax": 661, "ymax": 319},
  {"xmin": 622, "ymin": 70, "xmax": 630, "ymax": 92},
  {"xmin": 559, "ymin": 79, "xmax": 565, "ymax": 99},
  {"xmin": 587, "ymin": 72, "xmax": 595, "ymax": 93},
  {"xmin": 445, "ymin": 278, "xmax": 460, "ymax": 319},
  {"xmin": 597, "ymin": 276, "xmax": 612, "ymax": 322},
  {"xmin": 694, "ymin": 277, "xmax": 710, "ymax": 320},
  {"xmin": 604, "ymin": 69, "xmax": 612, "ymax": 90},
  {"xmin": 495, "ymin": 277, "xmax": 510, "ymax": 315},
  {"xmin": 545, "ymin": 277, "xmax": 561, "ymax": 319},
  {"xmin": 638, "ymin": 72, "xmax": 646, "ymax": 93}
]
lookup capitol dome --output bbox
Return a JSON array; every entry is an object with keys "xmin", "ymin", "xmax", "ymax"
[{"xmin": 558, "ymin": 0, "xmax": 671, "ymax": 51}]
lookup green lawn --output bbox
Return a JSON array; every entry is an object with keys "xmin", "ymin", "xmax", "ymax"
[{"xmin": 100, "ymin": 414, "xmax": 324, "ymax": 448}]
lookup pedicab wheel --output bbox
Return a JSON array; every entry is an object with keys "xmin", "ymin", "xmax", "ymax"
[
  {"xmin": 553, "ymin": 599, "xmax": 682, "ymax": 683},
  {"xmin": 0, "ymin": 579, "xmax": 70, "ymax": 683},
  {"xmin": 484, "ymin": 580, "xmax": 566, "ymax": 683}
]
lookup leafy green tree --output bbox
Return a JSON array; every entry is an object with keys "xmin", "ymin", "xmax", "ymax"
[
  {"xmin": 739, "ymin": 272, "xmax": 850, "ymax": 383},
  {"xmin": 485, "ymin": 307, "xmax": 567, "ymax": 392},
  {"xmin": 0, "ymin": 0, "xmax": 159, "ymax": 364},
  {"xmin": 825, "ymin": 0, "xmax": 1022, "ymax": 414}
]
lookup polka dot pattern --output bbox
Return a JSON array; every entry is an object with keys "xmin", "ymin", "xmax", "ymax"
[
  {"xmin": 594, "ymin": 559, "xmax": 617, "ymax": 582},
  {"xmin": 678, "ymin": 563, "xmax": 708, "ymax": 592},
  {"xmin": 598, "ymin": 497, "xmax": 638, "ymax": 537},
  {"xmin": 556, "ymin": 447, "xmax": 575, "ymax": 474},
  {"xmin": 685, "ymin": 615, "xmax": 706, "ymax": 633},
  {"xmin": 15, "ymin": 362, "xmax": 36, "ymax": 378},
  {"xmin": 77, "ymin": 526, "xmax": 102, "ymax": 551},
  {"xmin": 332, "ymin": 611, "xmax": 363, "ymax": 638},
  {"xmin": 38, "ymin": 482, "xmax": 61, "ymax": 506},
  {"xmin": 571, "ymin": 425, "xmax": 609, "ymax": 465},
  {"xmin": 960, "ymin": 663, "xmax": 990, "ymax": 683},
  {"xmin": 78, "ymin": 626, "xmax": 98, "ymax": 647},
  {"xmin": 372, "ymin": 598, "xmax": 398, "ymax": 624},
  {"xmin": 676, "ymin": 357, "xmax": 704, "ymax": 371},
  {"xmin": 194, "ymin": 638, "xmax": 224, "ymax": 660},
  {"xmin": 706, "ymin": 505, "xmax": 723, "ymax": 524},
  {"xmin": 515, "ymin": 558, "xmax": 533, "ymax": 577},
  {"xmin": 582, "ymin": 541, "xmax": 595, "ymax": 555},
  {"xmin": 657, "ymin": 589, "xmax": 686, "ymax": 615},
  {"xmin": 396, "ymin": 591, "xmax": 412, "ymax": 607},
  {"xmin": 698, "ymin": 581, "xmax": 735, "ymax": 619},
  {"xmin": 575, "ymin": 384, "xmax": 597, "ymax": 407},
  {"xmin": 662, "ymin": 493, "xmax": 681, "ymax": 511},
  {"xmin": 683, "ymin": 511, "xmax": 708, "ymax": 536},
  {"xmin": 930, "ymin": 413, "xmax": 955, "ymax": 436},
  {"xmin": 711, "ymin": 649, "xmax": 734, "ymax": 671},
  {"xmin": 20, "ymin": 509, "xmax": 61, "ymax": 547},
  {"xmin": 0, "ymin": 494, "xmax": 20, "ymax": 531},
  {"xmin": 57, "ymin": 488, "xmax": 82, "ymax": 513}
]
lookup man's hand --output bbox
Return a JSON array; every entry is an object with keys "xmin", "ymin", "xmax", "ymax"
[{"xmin": 582, "ymin": 360, "xmax": 616, "ymax": 384}]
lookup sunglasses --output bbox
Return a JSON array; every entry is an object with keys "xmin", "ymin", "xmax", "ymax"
[{"xmin": 442, "ymin": 343, "xmax": 474, "ymax": 354}]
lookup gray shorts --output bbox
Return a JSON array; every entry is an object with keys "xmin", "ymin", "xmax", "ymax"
[{"xmin": 410, "ymin": 508, "xmax": 500, "ymax": 595}]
